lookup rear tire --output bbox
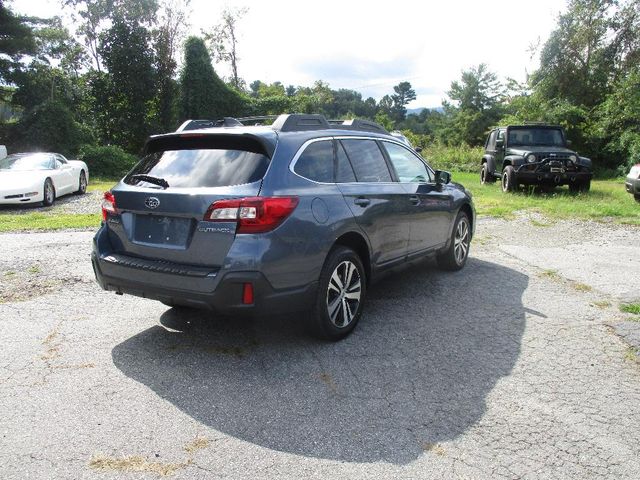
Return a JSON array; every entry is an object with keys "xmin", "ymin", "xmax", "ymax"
[
  {"xmin": 501, "ymin": 166, "xmax": 516, "ymax": 192},
  {"xmin": 480, "ymin": 163, "xmax": 495, "ymax": 184},
  {"xmin": 75, "ymin": 171, "xmax": 87, "ymax": 194},
  {"xmin": 436, "ymin": 210, "xmax": 471, "ymax": 271},
  {"xmin": 42, "ymin": 178, "xmax": 55, "ymax": 206},
  {"xmin": 580, "ymin": 180, "xmax": 591, "ymax": 192},
  {"xmin": 309, "ymin": 246, "xmax": 366, "ymax": 341}
]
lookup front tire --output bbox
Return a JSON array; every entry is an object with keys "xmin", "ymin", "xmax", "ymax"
[
  {"xmin": 75, "ymin": 171, "xmax": 87, "ymax": 194},
  {"xmin": 502, "ymin": 166, "xmax": 516, "ymax": 192},
  {"xmin": 309, "ymin": 246, "xmax": 366, "ymax": 341},
  {"xmin": 42, "ymin": 178, "xmax": 55, "ymax": 206},
  {"xmin": 437, "ymin": 211, "xmax": 471, "ymax": 271}
]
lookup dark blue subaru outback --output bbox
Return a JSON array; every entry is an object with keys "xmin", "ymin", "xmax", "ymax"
[{"xmin": 92, "ymin": 114, "xmax": 475, "ymax": 339}]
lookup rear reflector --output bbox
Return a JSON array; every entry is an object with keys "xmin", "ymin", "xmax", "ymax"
[
  {"xmin": 204, "ymin": 196, "xmax": 299, "ymax": 233},
  {"xmin": 242, "ymin": 283, "xmax": 254, "ymax": 305},
  {"xmin": 101, "ymin": 191, "xmax": 117, "ymax": 221}
]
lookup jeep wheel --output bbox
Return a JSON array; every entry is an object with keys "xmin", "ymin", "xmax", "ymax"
[
  {"xmin": 309, "ymin": 246, "xmax": 366, "ymax": 341},
  {"xmin": 436, "ymin": 210, "xmax": 471, "ymax": 271},
  {"xmin": 580, "ymin": 180, "xmax": 591, "ymax": 192},
  {"xmin": 480, "ymin": 164, "xmax": 495, "ymax": 184},
  {"xmin": 501, "ymin": 166, "xmax": 516, "ymax": 193},
  {"xmin": 569, "ymin": 182, "xmax": 581, "ymax": 193},
  {"xmin": 635, "ymin": 194, "xmax": 640, "ymax": 203}
]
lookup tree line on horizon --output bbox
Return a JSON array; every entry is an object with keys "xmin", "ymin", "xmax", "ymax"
[{"xmin": 0, "ymin": 0, "xmax": 638, "ymax": 175}]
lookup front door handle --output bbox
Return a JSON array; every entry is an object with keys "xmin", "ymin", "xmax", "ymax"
[
  {"xmin": 409, "ymin": 195, "xmax": 420, "ymax": 205},
  {"xmin": 354, "ymin": 197, "xmax": 370, "ymax": 207}
]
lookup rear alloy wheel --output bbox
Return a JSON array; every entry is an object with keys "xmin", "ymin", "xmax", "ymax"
[
  {"xmin": 76, "ymin": 171, "xmax": 87, "ymax": 195},
  {"xmin": 42, "ymin": 178, "xmax": 55, "ymax": 206},
  {"xmin": 501, "ymin": 166, "xmax": 516, "ymax": 192},
  {"xmin": 310, "ymin": 246, "xmax": 366, "ymax": 340},
  {"xmin": 480, "ymin": 163, "xmax": 495, "ymax": 184},
  {"xmin": 437, "ymin": 211, "xmax": 471, "ymax": 271}
]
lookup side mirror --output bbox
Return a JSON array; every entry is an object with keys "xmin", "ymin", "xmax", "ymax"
[
  {"xmin": 435, "ymin": 170, "xmax": 451, "ymax": 185},
  {"xmin": 496, "ymin": 139, "xmax": 504, "ymax": 149}
]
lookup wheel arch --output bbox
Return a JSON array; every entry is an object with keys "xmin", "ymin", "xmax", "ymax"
[
  {"xmin": 333, "ymin": 231, "xmax": 371, "ymax": 284},
  {"xmin": 458, "ymin": 203, "xmax": 474, "ymax": 239}
]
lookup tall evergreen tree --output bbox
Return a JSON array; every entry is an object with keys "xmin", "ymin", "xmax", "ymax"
[{"xmin": 179, "ymin": 36, "xmax": 244, "ymax": 121}]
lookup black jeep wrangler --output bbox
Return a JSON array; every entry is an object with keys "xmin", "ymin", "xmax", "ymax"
[{"xmin": 480, "ymin": 124, "xmax": 593, "ymax": 193}]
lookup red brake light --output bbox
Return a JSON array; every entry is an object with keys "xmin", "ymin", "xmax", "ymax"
[
  {"xmin": 242, "ymin": 283, "xmax": 254, "ymax": 304},
  {"xmin": 101, "ymin": 191, "xmax": 117, "ymax": 221},
  {"xmin": 204, "ymin": 196, "xmax": 299, "ymax": 233}
]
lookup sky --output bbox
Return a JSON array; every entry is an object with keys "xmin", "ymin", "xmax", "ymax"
[{"xmin": 11, "ymin": 0, "xmax": 566, "ymax": 109}]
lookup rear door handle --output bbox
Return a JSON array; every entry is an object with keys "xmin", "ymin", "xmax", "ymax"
[
  {"xmin": 409, "ymin": 195, "xmax": 420, "ymax": 205},
  {"xmin": 354, "ymin": 197, "xmax": 370, "ymax": 207}
]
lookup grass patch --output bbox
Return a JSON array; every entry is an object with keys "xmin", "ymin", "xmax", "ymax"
[
  {"xmin": 620, "ymin": 303, "xmax": 640, "ymax": 315},
  {"xmin": 540, "ymin": 269, "xmax": 561, "ymax": 280},
  {"xmin": 183, "ymin": 436, "xmax": 210, "ymax": 454},
  {"xmin": 624, "ymin": 347, "xmax": 639, "ymax": 363},
  {"xmin": 451, "ymin": 172, "xmax": 640, "ymax": 223},
  {"xmin": 89, "ymin": 455, "xmax": 191, "ymax": 476},
  {"xmin": 0, "ymin": 213, "xmax": 101, "ymax": 232},
  {"xmin": 572, "ymin": 282, "xmax": 593, "ymax": 292}
]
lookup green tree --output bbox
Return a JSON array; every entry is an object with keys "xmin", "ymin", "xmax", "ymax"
[
  {"xmin": 179, "ymin": 36, "xmax": 245, "ymax": 120},
  {"xmin": 96, "ymin": 15, "xmax": 157, "ymax": 152},
  {"xmin": 204, "ymin": 7, "xmax": 247, "ymax": 90},
  {"xmin": 442, "ymin": 64, "xmax": 503, "ymax": 145},
  {"xmin": 390, "ymin": 81, "xmax": 416, "ymax": 122}
]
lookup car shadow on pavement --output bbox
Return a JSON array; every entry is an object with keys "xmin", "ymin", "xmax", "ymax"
[{"xmin": 112, "ymin": 257, "xmax": 528, "ymax": 465}]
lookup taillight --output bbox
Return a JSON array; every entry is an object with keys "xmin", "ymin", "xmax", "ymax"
[
  {"xmin": 204, "ymin": 196, "xmax": 299, "ymax": 233},
  {"xmin": 101, "ymin": 191, "xmax": 117, "ymax": 221}
]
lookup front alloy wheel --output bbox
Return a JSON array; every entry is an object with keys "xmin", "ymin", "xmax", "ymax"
[
  {"xmin": 43, "ymin": 179, "xmax": 55, "ymax": 206},
  {"xmin": 437, "ymin": 211, "xmax": 471, "ymax": 271}
]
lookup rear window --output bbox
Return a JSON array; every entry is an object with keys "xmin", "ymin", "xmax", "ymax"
[
  {"xmin": 293, "ymin": 140, "xmax": 334, "ymax": 183},
  {"xmin": 124, "ymin": 136, "xmax": 270, "ymax": 188}
]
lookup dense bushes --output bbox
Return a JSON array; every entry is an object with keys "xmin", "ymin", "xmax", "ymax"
[{"xmin": 78, "ymin": 145, "xmax": 138, "ymax": 178}]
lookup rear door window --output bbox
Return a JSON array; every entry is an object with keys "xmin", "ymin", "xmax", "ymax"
[
  {"xmin": 340, "ymin": 139, "xmax": 392, "ymax": 183},
  {"xmin": 124, "ymin": 136, "xmax": 270, "ymax": 188},
  {"xmin": 336, "ymin": 141, "xmax": 356, "ymax": 183},
  {"xmin": 293, "ymin": 140, "xmax": 334, "ymax": 183}
]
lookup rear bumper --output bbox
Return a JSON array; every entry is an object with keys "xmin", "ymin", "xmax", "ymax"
[
  {"xmin": 514, "ymin": 170, "xmax": 592, "ymax": 185},
  {"xmin": 91, "ymin": 226, "xmax": 318, "ymax": 316},
  {"xmin": 625, "ymin": 177, "xmax": 640, "ymax": 195},
  {"xmin": 91, "ymin": 250, "xmax": 317, "ymax": 315}
]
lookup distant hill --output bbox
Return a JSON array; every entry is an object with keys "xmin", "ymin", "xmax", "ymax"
[{"xmin": 406, "ymin": 107, "xmax": 444, "ymax": 117}]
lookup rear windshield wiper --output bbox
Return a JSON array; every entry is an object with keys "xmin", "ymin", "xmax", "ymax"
[{"xmin": 130, "ymin": 174, "xmax": 169, "ymax": 189}]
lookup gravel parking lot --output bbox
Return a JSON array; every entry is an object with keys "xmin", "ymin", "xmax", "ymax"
[{"xmin": 1, "ymin": 218, "xmax": 639, "ymax": 479}]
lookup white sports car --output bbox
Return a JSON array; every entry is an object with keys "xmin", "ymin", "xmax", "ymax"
[{"xmin": 0, "ymin": 152, "xmax": 89, "ymax": 206}]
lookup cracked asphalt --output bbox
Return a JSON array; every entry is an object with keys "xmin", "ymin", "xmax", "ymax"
[{"xmin": 0, "ymin": 217, "xmax": 639, "ymax": 479}]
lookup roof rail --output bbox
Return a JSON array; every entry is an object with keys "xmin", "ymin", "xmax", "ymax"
[
  {"xmin": 176, "ymin": 118, "xmax": 243, "ymax": 132},
  {"xmin": 176, "ymin": 114, "xmax": 391, "ymax": 135},
  {"xmin": 337, "ymin": 118, "xmax": 388, "ymax": 134},
  {"xmin": 237, "ymin": 115, "xmax": 278, "ymax": 125},
  {"xmin": 271, "ymin": 114, "xmax": 330, "ymax": 132}
]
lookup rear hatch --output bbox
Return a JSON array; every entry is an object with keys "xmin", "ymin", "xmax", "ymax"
[{"xmin": 104, "ymin": 132, "xmax": 275, "ymax": 267}]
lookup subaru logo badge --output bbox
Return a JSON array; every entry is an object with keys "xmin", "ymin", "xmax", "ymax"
[{"xmin": 145, "ymin": 197, "xmax": 160, "ymax": 209}]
